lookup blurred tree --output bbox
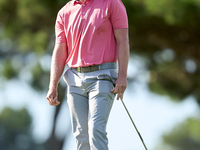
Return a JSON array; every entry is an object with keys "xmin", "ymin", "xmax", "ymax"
[
  {"xmin": 123, "ymin": 0, "xmax": 200, "ymax": 104},
  {"xmin": 0, "ymin": 0, "xmax": 200, "ymax": 149},
  {"xmin": 155, "ymin": 117, "xmax": 200, "ymax": 150},
  {"xmin": 0, "ymin": 0, "xmax": 70, "ymax": 149},
  {"xmin": 0, "ymin": 107, "xmax": 44, "ymax": 150},
  {"xmin": 164, "ymin": 117, "xmax": 200, "ymax": 150}
]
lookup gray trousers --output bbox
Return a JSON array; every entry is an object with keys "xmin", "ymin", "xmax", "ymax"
[{"xmin": 63, "ymin": 68, "xmax": 117, "ymax": 150}]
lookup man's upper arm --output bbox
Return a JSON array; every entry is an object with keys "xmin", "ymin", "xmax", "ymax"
[
  {"xmin": 54, "ymin": 43, "xmax": 68, "ymax": 61},
  {"xmin": 55, "ymin": 10, "xmax": 67, "ymax": 44},
  {"xmin": 110, "ymin": 0, "xmax": 128, "ymax": 30},
  {"xmin": 114, "ymin": 28, "xmax": 129, "ymax": 44}
]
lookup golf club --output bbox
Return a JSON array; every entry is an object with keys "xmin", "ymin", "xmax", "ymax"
[
  {"xmin": 120, "ymin": 99, "xmax": 148, "ymax": 150},
  {"xmin": 97, "ymin": 74, "xmax": 148, "ymax": 150}
]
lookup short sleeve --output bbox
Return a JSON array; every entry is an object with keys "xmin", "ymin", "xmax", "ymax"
[
  {"xmin": 110, "ymin": 0, "xmax": 128, "ymax": 29},
  {"xmin": 55, "ymin": 10, "xmax": 67, "ymax": 44}
]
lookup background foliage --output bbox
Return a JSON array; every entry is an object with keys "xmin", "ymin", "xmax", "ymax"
[
  {"xmin": 0, "ymin": 0, "xmax": 200, "ymax": 149},
  {"xmin": 0, "ymin": 107, "xmax": 44, "ymax": 150}
]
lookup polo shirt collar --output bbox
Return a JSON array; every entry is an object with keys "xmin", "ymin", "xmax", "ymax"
[{"xmin": 73, "ymin": 0, "xmax": 91, "ymax": 5}]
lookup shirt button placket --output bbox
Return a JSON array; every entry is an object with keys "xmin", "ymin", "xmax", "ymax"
[{"xmin": 82, "ymin": 3, "xmax": 86, "ymax": 18}]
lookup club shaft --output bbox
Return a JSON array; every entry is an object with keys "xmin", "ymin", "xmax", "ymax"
[{"xmin": 121, "ymin": 100, "xmax": 148, "ymax": 150}]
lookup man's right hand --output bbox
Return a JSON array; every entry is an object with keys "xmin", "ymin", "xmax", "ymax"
[
  {"xmin": 46, "ymin": 43, "xmax": 67, "ymax": 106},
  {"xmin": 46, "ymin": 87, "xmax": 60, "ymax": 106}
]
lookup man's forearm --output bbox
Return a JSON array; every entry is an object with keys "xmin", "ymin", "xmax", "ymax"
[
  {"xmin": 49, "ymin": 44, "xmax": 67, "ymax": 89},
  {"xmin": 114, "ymin": 28, "xmax": 129, "ymax": 79},
  {"xmin": 117, "ymin": 40, "xmax": 129, "ymax": 78},
  {"xmin": 112, "ymin": 28, "xmax": 129, "ymax": 100}
]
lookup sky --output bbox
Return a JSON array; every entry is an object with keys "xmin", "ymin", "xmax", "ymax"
[{"xmin": 0, "ymin": 55, "xmax": 199, "ymax": 150}]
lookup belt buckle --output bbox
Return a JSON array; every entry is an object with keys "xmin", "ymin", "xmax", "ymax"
[
  {"xmin": 76, "ymin": 67, "xmax": 91, "ymax": 73},
  {"xmin": 77, "ymin": 66, "xmax": 100, "ymax": 73},
  {"xmin": 81, "ymin": 67, "xmax": 90, "ymax": 73},
  {"xmin": 77, "ymin": 67, "xmax": 81, "ymax": 72}
]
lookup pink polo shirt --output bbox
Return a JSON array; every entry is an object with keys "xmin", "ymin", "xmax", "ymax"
[{"xmin": 55, "ymin": 0, "xmax": 128, "ymax": 67}]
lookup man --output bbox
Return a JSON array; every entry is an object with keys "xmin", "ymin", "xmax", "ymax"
[{"xmin": 46, "ymin": 0, "xmax": 129, "ymax": 149}]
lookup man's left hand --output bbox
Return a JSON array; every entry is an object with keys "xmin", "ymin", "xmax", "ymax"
[{"xmin": 110, "ymin": 76, "xmax": 127, "ymax": 100}]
